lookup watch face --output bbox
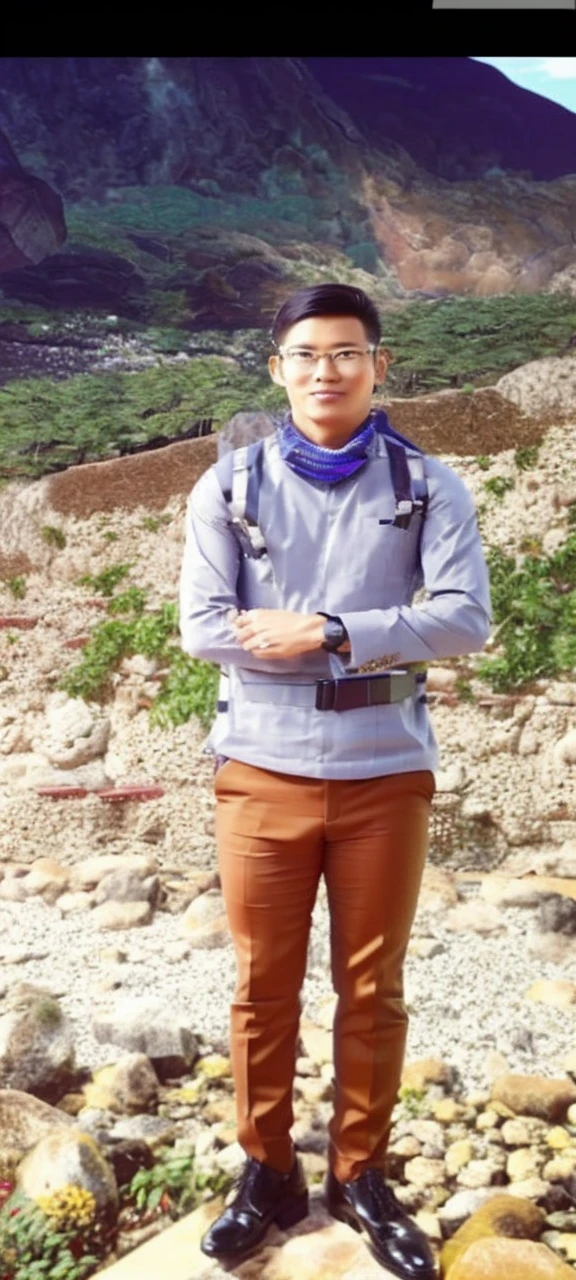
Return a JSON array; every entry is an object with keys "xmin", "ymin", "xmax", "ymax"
[{"xmin": 323, "ymin": 619, "xmax": 345, "ymax": 651}]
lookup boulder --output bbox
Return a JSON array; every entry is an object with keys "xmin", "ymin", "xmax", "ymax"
[
  {"xmin": 0, "ymin": 983, "xmax": 75, "ymax": 1102},
  {"xmin": 0, "ymin": 1088, "xmax": 74, "ymax": 1167},
  {"xmin": 91, "ymin": 901, "xmax": 153, "ymax": 929},
  {"xmin": 70, "ymin": 853, "xmax": 157, "ymax": 891},
  {"xmin": 17, "ymin": 1128, "xmax": 118, "ymax": 1220},
  {"xmin": 94, "ymin": 869, "xmax": 161, "ymax": 907},
  {"xmin": 537, "ymin": 895, "xmax": 576, "ymax": 935},
  {"xmin": 82, "ymin": 1054, "xmax": 159, "ymax": 1115},
  {"xmin": 33, "ymin": 692, "xmax": 110, "ymax": 768},
  {"xmin": 92, "ymin": 996, "xmax": 198, "ymax": 1080},
  {"xmin": 441, "ymin": 1192, "xmax": 544, "ymax": 1272},
  {"xmin": 448, "ymin": 1237, "xmax": 576, "ymax": 1279},
  {"xmin": 491, "ymin": 1075, "xmax": 576, "ymax": 1123}
]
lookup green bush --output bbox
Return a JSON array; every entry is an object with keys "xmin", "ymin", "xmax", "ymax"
[
  {"xmin": 2, "ymin": 576, "xmax": 27, "ymax": 600},
  {"xmin": 483, "ymin": 475, "xmax": 515, "ymax": 501},
  {"xmin": 477, "ymin": 537, "xmax": 576, "ymax": 691}
]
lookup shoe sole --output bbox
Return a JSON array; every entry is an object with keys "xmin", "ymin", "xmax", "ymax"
[
  {"xmin": 327, "ymin": 1200, "xmax": 437, "ymax": 1279},
  {"xmin": 200, "ymin": 1191, "xmax": 309, "ymax": 1264}
]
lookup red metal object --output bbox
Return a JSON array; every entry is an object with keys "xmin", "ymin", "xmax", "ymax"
[
  {"xmin": 36, "ymin": 786, "xmax": 88, "ymax": 799},
  {"xmin": 0, "ymin": 616, "xmax": 39, "ymax": 629},
  {"xmin": 96, "ymin": 784, "xmax": 165, "ymax": 802}
]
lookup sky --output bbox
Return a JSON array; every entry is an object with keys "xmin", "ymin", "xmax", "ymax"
[{"xmin": 471, "ymin": 58, "xmax": 576, "ymax": 116}]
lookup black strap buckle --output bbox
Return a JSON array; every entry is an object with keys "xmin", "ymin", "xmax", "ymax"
[{"xmin": 315, "ymin": 672, "xmax": 416, "ymax": 712}]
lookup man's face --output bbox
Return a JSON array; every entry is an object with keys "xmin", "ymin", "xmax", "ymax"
[{"xmin": 269, "ymin": 314, "xmax": 388, "ymax": 448}]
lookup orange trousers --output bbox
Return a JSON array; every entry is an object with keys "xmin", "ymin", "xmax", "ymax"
[{"xmin": 215, "ymin": 759, "xmax": 435, "ymax": 1184}]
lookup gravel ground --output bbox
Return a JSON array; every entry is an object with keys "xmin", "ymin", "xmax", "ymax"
[{"xmin": 0, "ymin": 879, "xmax": 573, "ymax": 1097}]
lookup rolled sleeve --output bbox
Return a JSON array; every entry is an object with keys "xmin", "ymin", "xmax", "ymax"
[{"xmin": 338, "ymin": 461, "xmax": 492, "ymax": 671}]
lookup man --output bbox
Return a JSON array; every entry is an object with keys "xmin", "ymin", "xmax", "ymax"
[{"xmin": 179, "ymin": 283, "xmax": 491, "ymax": 1279}]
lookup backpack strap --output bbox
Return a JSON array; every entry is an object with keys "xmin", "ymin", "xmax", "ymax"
[
  {"xmin": 214, "ymin": 440, "xmax": 267, "ymax": 558},
  {"xmin": 381, "ymin": 437, "xmax": 428, "ymax": 532}
]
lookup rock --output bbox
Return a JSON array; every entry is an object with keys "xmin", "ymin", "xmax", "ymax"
[
  {"xmin": 448, "ymin": 1237, "xmax": 576, "ymax": 1278},
  {"xmin": 492, "ymin": 1075, "xmax": 576, "ymax": 1123},
  {"xmin": 547, "ymin": 1128, "xmax": 572, "ymax": 1151},
  {"xmin": 441, "ymin": 1192, "xmax": 545, "ymax": 1272},
  {"xmin": 417, "ymin": 867, "xmax": 459, "ymax": 912},
  {"xmin": 501, "ymin": 1117, "xmax": 550, "ymax": 1146},
  {"xmin": 554, "ymin": 730, "xmax": 576, "ymax": 767},
  {"xmin": 408, "ymin": 937, "xmax": 445, "ymax": 958},
  {"xmin": 404, "ymin": 1156, "xmax": 445, "ymax": 1186},
  {"xmin": 19, "ymin": 858, "xmax": 70, "ymax": 903},
  {"xmin": 445, "ymin": 900, "xmax": 506, "ymax": 934},
  {"xmin": 57, "ymin": 890, "xmax": 95, "ymax": 915},
  {"xmin": 17, "ymin": 1128, "xmax": 118, "ymax": 1219},
  {"xmin": 298, "ymin": 1022, "xmax": 333, "ymax": 1067},
  {"xmin": 180, "ymin": 889, "xmax": 229, "ymax": 947},
  {"xmin": 70, "ymin": 853, "xmax": 157, "ymax": 891},
  {"xmin": 82, "ymin": 1054, "xmax": 159, "ymax": 1114},
  {"xmin": 445, "ymin": 1139, "xmax": 473, "ymax": 1176},
  {"xmin": 94, "ymin": 869, "xmax": 161, "ymax": 907},
  {"xmin": 537, "ymin": 895, "xmax": 576, "ymax": 935},
  {"xmin": 401, "ymin": 1058, "xmax": 455, "ymax": 1090},
  {"xmin": 108, "ymin": 1138, "xmax": 155, "ymax": 1187},
  {"xmin": 195, "ymin": 1054, "xmax": 232, "ymax": 1081},
  {"xmin": 544, "ymin": 1152, "xmax": 576, "ymax": 1181},
  {"xmin": 435, "ymin": 762, "xmax": 467, "ymax": 792},
  {"xmin": 438, "ymin": 1188, "xmax": 506, "ymax": 1233},
  {"xmin": 92, "ymin": 996, "xmax": 198, "ymax": 1079},
  {"xmin": 34, "ymin": 692, "xmax": 111, "ymax": 768},
  {"xmin": 92, "ymin": 901, "xmax": 153, "ymax": 929},
  {"xmin": 457, "ymin": 1156, "xmax": 505, "ymax": 1188},
  {"xmin": 527, "ymin": 979, "xmax": 576, "ymax": 1008},
  {"xmin": 0, "ymin": 1089, "xmax": 74, "ymax": 1163},
  {"xmin": 507, "ymin": 1147, "xmax": 545, "ymax": 1181},
  {"xmin": 529, "ymin": 933, "xmax": 576, "ymax": 964},
  {"xmin": 0, "ymin": 983, "xmax": 75, "ymax": 1102},
  {"xmin": 480, "ymin": 875, "xmax": 552, "ymax": 908}
]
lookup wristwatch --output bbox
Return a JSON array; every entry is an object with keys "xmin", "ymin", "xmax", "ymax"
[{"xmin": 318, "ymin": 612, "xmax": 349, "ymax": 652}]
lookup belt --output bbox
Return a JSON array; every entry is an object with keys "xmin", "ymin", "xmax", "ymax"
[{"xmin": 239, "ymin": 670, "xmax": 421, "ymax": 712}]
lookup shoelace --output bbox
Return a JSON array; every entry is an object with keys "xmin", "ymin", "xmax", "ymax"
[{"xmin": 360, "ymin": 1170, "xmax": 402, "ymax": 1216}]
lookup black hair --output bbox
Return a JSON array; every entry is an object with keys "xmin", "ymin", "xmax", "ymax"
[{"xmin": 271, "ymin": 283, "xmax": 382, "ymax": 347}]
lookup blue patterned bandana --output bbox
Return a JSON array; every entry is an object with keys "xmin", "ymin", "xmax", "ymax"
[{"xmin": 278, "ymin": 413, "xmax": 376, "ymax": 484}]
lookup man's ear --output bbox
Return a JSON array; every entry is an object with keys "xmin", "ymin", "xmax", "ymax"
[
  {"xmin": 373, "ymin": 347, "xmax": 390, "ymax": 388},
  {"xmin": 268, "ymin": 354, "xmax": 285, "ymax": 386}
]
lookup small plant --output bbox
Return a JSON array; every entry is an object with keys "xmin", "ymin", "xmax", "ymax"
[
  {"xmin": 454, "ymin": 677, "xmax": 474, "ymax": 702},
  {"xmin": 36, "ymin": 1186, "xmax": 97, "ymax": 1232},
  {"xmin": 519, "ymin": 535, "xmax": 543, "ymax": 557},
  {"xmin": 514, "ymin": 444, "xmax": 540, "ymax": 470},
  {"xmin": 120, "ymin": 1145, "xmax": 231, "ymax": 1224},
  {"xmin": 33, "ymin": 997, "xmax": 63, "ymax": 1028},
  {"xmin": 483, "ymin": 475, "xmax": 515, "ymax": 501},
  {"xmin": 77, "ymin": 564, "xmax": 133, "ymax": 597},
  {"xmin": 475, "ymin": 456, "xmax": 491, "ymax": 471},
  {"xmin": 3, "ymin": 576, "xmax": 26, "ymax": 600},
  {"xmin": 398, "ymin": 1084, "xmax": 427, "ymax": 1118},
  {"xmin": 41, "ymin": 525, "xmax": 67, "ymax": 549},
  {"xmin": 0, "ymin": 1187, "xmax": 105, "ymax": 1280},
  {"xmin": 101, "ymin": 531, "xmax": 119, "ymax": 542},
  {"xmin": 141, "ymin": 514, "xmax": 173, "ymax": 533},
  {"xmin": 567, "ymin": 502, "xmax": 576, "ymax": 528},
  {"xmin": 478, "ymin": 536, "xmax": 576, "ymax": 691},
  {"xmin": 107, "ymin": 587, "xmax": 147, "ymax": 615}
]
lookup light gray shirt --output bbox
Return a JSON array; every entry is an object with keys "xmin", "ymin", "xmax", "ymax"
[{"xmin": 179, "ymin": 430, "xmax": 492, "ymax": 779}]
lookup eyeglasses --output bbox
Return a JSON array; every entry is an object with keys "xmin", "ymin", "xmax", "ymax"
[{"xmin": 277, "ymin": 346, "xmax": 376, "ymax": 369}]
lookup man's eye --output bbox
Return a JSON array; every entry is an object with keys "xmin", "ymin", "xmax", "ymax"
[{"xmin": 336, "ymin": 350, "xmax": 358, "ymax": 361}]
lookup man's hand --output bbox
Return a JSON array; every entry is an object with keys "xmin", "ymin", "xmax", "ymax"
[{"xmin": 233, "ymin": 609, "xmax": 326, "ymax": 659}]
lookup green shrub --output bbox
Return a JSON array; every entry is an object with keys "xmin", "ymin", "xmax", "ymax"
[
  {"xmin": 77, "ymin": 565, "xmax": 133, "ymax": 597},
  {"xmin": 41, "ymin": 525, "xmax": 67, "ymax": 549},
  {"xmin": 3, "ymin": 576, "xmax": 27, "ymax": 600},
  {"xmin": 514, "ymin": 445, "xmax": 540, "ymax": 470},
  {"xmin": 478, "ymin": 537, "xmax": 576, "ymax": 691},
  {"xmin": 483, "ymin": 475, "xmax": 515, "ymax": 501},
  {"xmin": 0, "ymin": 1189, "xmax": 104, "ymax": 1280},
  {"xmin": 475, "ymin": 455, "xmax": 491, "ymax": 471}
]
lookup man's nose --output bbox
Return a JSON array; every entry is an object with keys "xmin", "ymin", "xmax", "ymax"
[{"xmin": 314, "ymin": 355, "xmax": 339, "ymax": 378}]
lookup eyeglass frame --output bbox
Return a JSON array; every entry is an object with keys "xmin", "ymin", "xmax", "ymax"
[{"xmin": 275, "ymin": 343, "xmax": 377, "ymax": 368}]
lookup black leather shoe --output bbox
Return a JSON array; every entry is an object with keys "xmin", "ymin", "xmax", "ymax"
[
  {"xmin": 200, "ymin": 1155, "xmax": 309, "ymax": 1261},
  {"xmin": 326, "ymin": 1168, "xmax": 437, "ymax": 1279}
]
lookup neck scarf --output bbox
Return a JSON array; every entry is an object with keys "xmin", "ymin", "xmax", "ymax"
[{"xmin": 277, "ymin": 413, "xmax": 376, "ymax": 484}]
